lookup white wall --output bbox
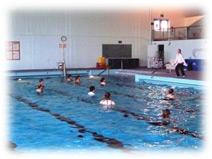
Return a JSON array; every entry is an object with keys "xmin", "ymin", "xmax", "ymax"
[
  {"xmin": 147, "ymin": 39, "xmax": 206, "ymax": 68},
  {"xmin": 7, "ymin": 11, "xmax": 152, "ymax": 70}
]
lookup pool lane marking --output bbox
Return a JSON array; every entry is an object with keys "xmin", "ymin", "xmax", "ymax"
[
  {"xmin": 115, "ymin": 108, "xmax": 203, "ymax": 140},
  {"xmin": 51, "ymin": 80, "xmax": 200, "ymax": 115},
  {"xmin": 62, "ymin": 80, "xmax": 201, "ymax": 117},
  {"xmin": 47, "ymin": 88, "xmax": 203, "ymax": 140},
  {"xmin": 11, "ymin": 94, "xmax": 126, "ymax": 150}
]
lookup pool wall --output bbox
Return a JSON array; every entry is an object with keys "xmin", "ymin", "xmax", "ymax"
[
  {"xmin": 6, "ymin": 69, "xmax": 114, "ymax": 77},
  {"xmin": 135, "ymin": 74, "xmax": 204, "ymax": 88},
  {"xmin": 6, "ymin": 69, "xmax": 205, "ymax": 89}
]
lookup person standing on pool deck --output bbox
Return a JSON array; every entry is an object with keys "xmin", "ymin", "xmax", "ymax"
[{"xmin": 174, "ymin": 49, "xmax": 187, "ymax": 77}]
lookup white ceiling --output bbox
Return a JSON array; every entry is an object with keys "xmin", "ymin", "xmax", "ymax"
[{"xmin": 183, "ymin": 9, "xmax": 204, "ymax": 17}]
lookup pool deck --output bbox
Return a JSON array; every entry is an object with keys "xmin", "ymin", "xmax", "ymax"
[
  {"xmin": 7, "ymin": 67, "xmax": 204, "ymax": 81},
  {"xmin": 117, "ymin": 68, "xmax": 204, "ymax": 81}
]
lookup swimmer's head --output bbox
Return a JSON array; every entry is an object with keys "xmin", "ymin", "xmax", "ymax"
[
  {"xmin": 104, "ymin": 92, "xmax": 111, "ymax": 100},
  {"xmin": 162, "ymin": 109, "xmax": 171, "ymax": 118},
  {"xmin": 168, "ymin": 88, "xmax": 174, "ymax": 94},
  {"xmin": 100, "ymin": 77, "xmax": 105, "ymax": 82},
  {"xmin": 89, "ymin": 86, "xmax": 95, "ymax": 92},
  {"xmin": 67, "ymin": 74, "xmax": 72, "ymax": 78},
  {"xmin": 177, "ymin": 48, "xmax": 182, "ymax": 54},
  {"xmin": 39, "ymin": 78, "xmax": 44, "ymax": 83},
  {"xmin": 75, "ymin": 76, "xmax": 80, "ymax": 80}
]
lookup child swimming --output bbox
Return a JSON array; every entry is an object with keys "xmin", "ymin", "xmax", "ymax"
[
  {"xmin": 100, "ymin": 92, "xmax": 115, "ymax": 109},
  {"xmin": 75, "ymin": 76, "xmax": 81, "ymax": 85},
  {"xmin": 165, "ymin": 88, "xmax": 176, "ymax": 100},
  {"xmin": 148, "ymin": 109, "xmax": 171, "ymax": 126},
  {"xmin": 88, "ymin": 86, "xmax": 95, "ymax": 96},
  {"xmin": 66, "ymin": 74, "xmax": 73, "ymax": 82},
  {"xmin": 36, "ymin": 78, "xmax": 45, "ymax": 94},
  {"xmin": 100, "ymin": 77, "xmax": 106, "ymax": 86},
  {"xmin": 161, "ymin": 109, "xmax": 171, "ymax": 125}
]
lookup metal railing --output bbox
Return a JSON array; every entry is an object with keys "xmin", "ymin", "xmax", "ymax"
[{"xmin": 152, "ymin": 25, "xmax": 204, "ymax": 41}]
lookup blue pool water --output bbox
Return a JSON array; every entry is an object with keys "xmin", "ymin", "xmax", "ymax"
[{"xmin": 9, "ymin": 74, "xmax": 203, "ymax": 151}]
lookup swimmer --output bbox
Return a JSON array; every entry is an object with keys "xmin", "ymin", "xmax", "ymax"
[
  {"xmin": 164, "ymin": 88, "xmax": 176, "ymax": 100},
  {"xmin": 100, "ymin": 77, "xmax": 106, "ymax": 86},
  {"xmin": 88, "ymin": 86, "xmax": 95, "ymax": 96},
  {"xmin": 100, "ymin": 92, "xmax": 115, "ymax": 109},
  {"xmin": 75, "ymin": 76, "xmax": 81, "ymax": 85},
  {"xmin": 161, "ymin": 109, "xmax": 171, "ymax": 125},
  {"xmin": 66, "ymin": 74, "xmax": 73, "ymax": 82},
  {"xmin": 36, "ymin": 78, "xmax": 45, "ymax": 94},
  {"xmin": 148, "ymin": 109, "xmax": 171, "ymax": 126}
]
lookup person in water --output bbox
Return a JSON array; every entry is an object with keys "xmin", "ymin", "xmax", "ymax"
[
  {"xmin": 100, "ymin": 92, "xmax": 115, "ymax": 108},
  {"xmin": 36, "ymin": 78, "xmax": 45, "ymax": 94},
  {"xmin": 88, "ymin": 86, "xmax": 95, "ymax": 96},
  {"xmin": 148, "ymin": 109, "xmax": 171, "ymax": 126},
  {"xmin": 165, "ymin": 88, "xmax": 176, "ymax": 100},
  {"xmin": 66, "ymin": 74, "xmax": 73, "ymax": 82},
  {"xmin": 161, "ymin": 109, "xmax": 171, "ymax": 125},
  {"xmin": 75, "ymin": 76, "xmax": 81, "ymax": 85},
  {"xmin": 100, "ymin": 77, "xmax": 106, "ymax": 86}
]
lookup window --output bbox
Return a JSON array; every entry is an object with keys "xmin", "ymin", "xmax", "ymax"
[
  {"xmin": 161, "ymin": 20, "xmax": 169, "ymax": 31},
  {"xmin": 7, "ymin": 41, "xmax": 20, "ymax": 60},
  {"xmin": 154, "ymin": 19, "xmax": 169, "ymax": 32},
  {"xmin": 153, "ymin": 19, "xmax": 160, "ymax": 31}
]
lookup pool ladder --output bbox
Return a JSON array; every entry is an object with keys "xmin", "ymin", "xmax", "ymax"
[
  {"xmin": 97, "ymin": 67, "xmax": 110, "ymax": 76},
  {"xmin": 58, "ymin": 62, "xmax": 67, "ymax": 79}
]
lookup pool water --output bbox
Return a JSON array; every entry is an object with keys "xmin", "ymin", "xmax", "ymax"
[{"xmin": 9, "ymin": 74, "xmax": 203, "ymax": 151}]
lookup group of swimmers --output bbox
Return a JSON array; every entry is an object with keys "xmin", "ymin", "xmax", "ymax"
[
  {"xmin": 87, "ymin": 77, "xmax": 115, "ymax": 108},
  {"xmin": 36, "ymin": 75, "xmax": 115, "ymax": 108},
  {"xmin": 36, "ymin": 74, "xmax": 176, "ymax": 122}
]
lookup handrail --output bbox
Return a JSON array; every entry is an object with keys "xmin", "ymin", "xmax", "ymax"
[
  {"xmin": 152, "ymin": 25, "xmax": 204, "ymax": 41},
  {"xmin": 97, "ymin": 68, "xmax": 109, "ymax": 76}
]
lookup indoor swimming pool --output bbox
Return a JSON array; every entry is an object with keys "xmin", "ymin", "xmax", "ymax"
[{"xmin": 8, "ymin": 74, "xmax": 204, "ymax": 151}]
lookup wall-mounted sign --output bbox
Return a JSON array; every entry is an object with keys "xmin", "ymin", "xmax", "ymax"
[{"xmin": 59, "ymin": 43, "xmax": 67, "ymax": 48}]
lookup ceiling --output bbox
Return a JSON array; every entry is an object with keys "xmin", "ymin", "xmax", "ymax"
[{"xmin": 183, "ymin": 9, "xmax": 204, "ymax": 17}]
